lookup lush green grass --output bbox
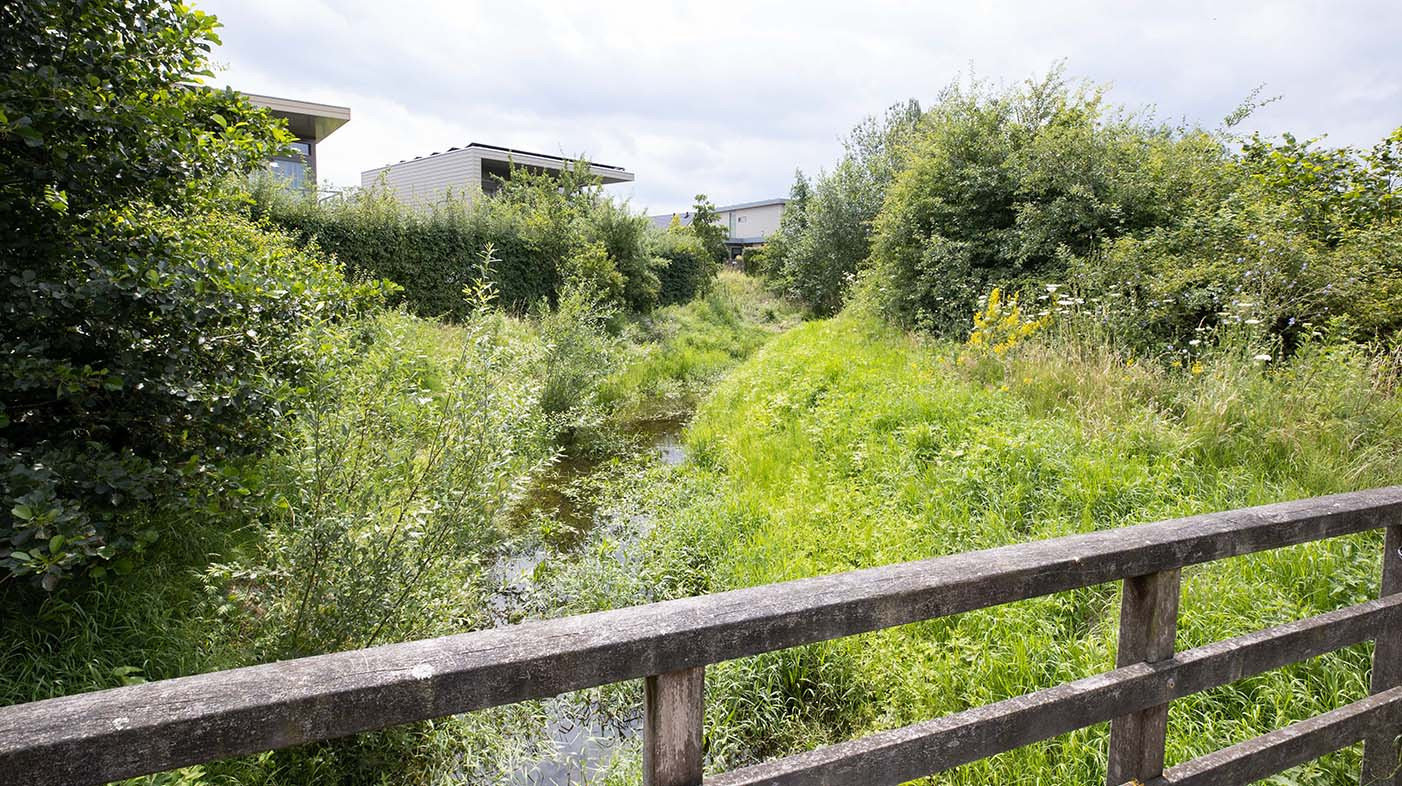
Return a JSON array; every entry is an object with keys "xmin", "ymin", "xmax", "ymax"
[
  {"xmin": 633, "ymin": 310, "xmax": 1401, "ymax": 782},
  {"xmin": 598, "ymin": 270, "xmax": 804, "ymax": 421}
]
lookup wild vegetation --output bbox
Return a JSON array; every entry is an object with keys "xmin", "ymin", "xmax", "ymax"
[
  {"xmin": 0, "ymin": 2, "xmax": 774, "ymax": 783},
  {"xmin": 247, "ymin": 171, "xmax": 720, "ymax": 319},
  {"xmin": 765, "ymin": 69, "xmax": 1402, "ymax": 352},
  {"xmin": 591, "ymin": 309, "xmax": 1399, "ymax": 782},
  {"xmin": 4, "ymin": 3, "xmax": 1401, "ymax": 786},
  {"xmin": 536, "ymin": 70, "xmax": 1402, "ymax": 785}
]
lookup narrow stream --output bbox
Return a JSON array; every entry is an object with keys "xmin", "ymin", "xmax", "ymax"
[{"xmin": 489, "ymin": 417, "xmax": 688, "ymax": 785}]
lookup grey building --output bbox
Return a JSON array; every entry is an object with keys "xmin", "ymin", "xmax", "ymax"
[
  {"xmin": 651, "ymin": 197, "xmax": 788, "ymax": 255},
  {"xmin": 245, "ymin": 93, "xmax": 350, "ymax": 190},
  {"xmin": 360, "ymin": 143, "xmax": 634, "ymax": 206}
]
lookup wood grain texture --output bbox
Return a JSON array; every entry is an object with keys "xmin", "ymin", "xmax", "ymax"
[
  {"xmin": 1143, "ymin": 686, "xmax": 1402, "ymax": 786},
  {"xmin": 645, "ymin": 667, "xmax": 705, "ymax": 786},
  {"xmin": 1107, "ymin": 569, "xmax": 1181, "ymax": 785},
  {"xmin": 1, "ymin": 487, "xmax": 1399, "ymax": 786},
  {"xmin": 708, "ymin": 594, "xmax": 1402, "ymax": 786},
  {"xmin": 1362, "ymin": 524, "xmax": 1402, "ymax": 785}
]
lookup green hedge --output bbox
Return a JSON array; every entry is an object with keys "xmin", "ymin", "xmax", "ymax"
[
  {"xmin": 654, "ymin": 228, "xmax": 718, "ymax": 305},
  {"xmin": 250, "ymin": 185, "xmax": 554, "ymax": 317},
  {"xmin": 250, "ymin": 171, "xmax": 716, "ymax": 319}
]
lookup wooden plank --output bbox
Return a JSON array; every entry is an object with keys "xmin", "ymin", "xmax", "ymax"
[
  {"xmin": 2, "ymin": 487, "xmax": 1400, "ymax": 786},
  {"xmin": 1107, "ymin": 569, "xmax": 1181, "ymax": 785},
  {"xmin": 1141, "ymin": 686, "xmax": 1402, "ymax": 786},
  {"xmin": 1363, "ymin": 524, "xmax": 1402, "ymax": 785},
  {"xmin": 644, "ymin": 667, "xmax": 705, "ymax": 786},
  {"xmin": 708, "ymin": 594, "xmax": 1402, "ymax": 786}
]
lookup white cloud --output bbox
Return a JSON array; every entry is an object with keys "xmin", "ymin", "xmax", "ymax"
[{"xmin": 201, "ymin": 0, "xmax": 1402, "ymax": 212}]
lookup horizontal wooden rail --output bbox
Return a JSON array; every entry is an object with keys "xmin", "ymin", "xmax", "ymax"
[
  {"xmin": 708, "ymin": 594, "xmax": 1402, "ymax": 786},
  {"xmin": 1, "ymin": 487, "xmax": 1400, "ymax": 785},
  {"xmin": 1144, "ymin": 686, "xmax": 1402, "ymax": 786}
]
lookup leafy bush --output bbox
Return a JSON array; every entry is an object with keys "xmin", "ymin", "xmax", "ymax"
[
  {"xmin": 0, "ymin": 0, "xmax": 373, "ymax": 587},
  {"xmin": 1, "ymin": 209, "xmax": 377, "ymax": 587},
  {"xmin": 764, "ymin": 101, "xmax": 922, "ymax": 315},
  {"xmin": 534, "ymin": 281, "xmax": 620, "ymax": 422},
  {"xmin": 223, "ymin": 294, "xmax": 549, "ymax": 657},
  {"xmin": 587, "ymin": 198, "xmax": 664, "ymax": 311},
  {"xmin": 653, "ymin": 227, "xmax": 718, "ymax": 305},
  {"xmin": 688, "ymin": 195, "xmax": 730, "ymax": 262},
  {"xmin": 867, "ymin": 71, "xmax": 1224, "ymax": 334},
  {"xmin": 1066, "ymin": 128, "xmax": 1402, "ymax": 351},
  {"xmin": 0, "ymin": 1, "xmax": 287, "ymax": 243}
]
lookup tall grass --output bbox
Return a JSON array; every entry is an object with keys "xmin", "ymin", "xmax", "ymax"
[
  {"xmin": 598, "ymin": 271, "xmax": 804, "ymax": 421},
  {"xmin": 630, "ymin": 310, "xmax": 1401, "ymax": 783},
  {"xmin": 0, "ymin": 270, "xmax": 804, "ymax": 785}
]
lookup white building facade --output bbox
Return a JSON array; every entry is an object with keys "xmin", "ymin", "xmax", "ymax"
[
  {"xmin": 360, "ymin": 143, "xmax": 633, "ymax": 207},
  {"xmin": 650, "ymin": 197, "xmax": 788, "ymax": 255}
]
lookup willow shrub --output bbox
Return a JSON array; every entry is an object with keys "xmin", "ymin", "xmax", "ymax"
[
  {"xmin": 762, "ymin": 101, "xmax": 922, "ymax": 316},
  {"xmin": 867, "ymin": 72, "xmax": 1227, "ymax": 336}
]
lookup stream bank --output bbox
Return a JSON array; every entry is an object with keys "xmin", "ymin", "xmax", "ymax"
[{"xmin": 489, "ymin": 416, "xmax": 689, "ymax": 785}]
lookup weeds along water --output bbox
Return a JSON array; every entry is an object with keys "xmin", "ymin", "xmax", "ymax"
[
  {"xmin": 475, "ymin": 274, "xmax": 804, "ymax": 784},
  {"xmin": 0, "ymin": 271, "xmax": 801, "ymax": 786}
]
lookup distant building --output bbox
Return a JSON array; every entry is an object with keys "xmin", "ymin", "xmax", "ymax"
[
  {"xmin": 651, "ymin": 197, "xmax": 788, "ymax": 256},
  {"xmin": 245, "ymin": 93, "xmax": 351, "ymax": 190},
  {"xmin": 360, "ymin": 143, "xmax": 635, "ymax": 206}
]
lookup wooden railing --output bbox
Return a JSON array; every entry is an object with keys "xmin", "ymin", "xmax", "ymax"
[{"xmin": 2, "ymin": 488, "xmax": 1401, "ymax": 786}]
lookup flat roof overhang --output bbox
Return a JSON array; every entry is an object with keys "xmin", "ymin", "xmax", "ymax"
[
  {"xmin": 245, "ymin": 93, "xmax": 351, "ymax": 142},
  {"xmin": 471, "ymin": 144, "xmax": 634, "ymax": 184}
]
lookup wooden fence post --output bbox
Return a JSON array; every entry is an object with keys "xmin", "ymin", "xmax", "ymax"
[
  {"xmin": 1107, "ymin": 568, "xmax": 1181, "ymax": 786},
  {"xmin": 644, "ymin": 666, "xmax": 705, "ymax": 786},
  {"xmin": 1362, "ymin": 525, "xmax": 1402, "ymax": 786}
]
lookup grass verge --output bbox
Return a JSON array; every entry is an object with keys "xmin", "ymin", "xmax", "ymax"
[{"xmin": 628, "ymin": 310, "xmax": 1400, "ymax": 783}]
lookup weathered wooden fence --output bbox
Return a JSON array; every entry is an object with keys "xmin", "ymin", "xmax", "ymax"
[{"xmin": 2, "ymin": 488, "xmax": 1400, "ymax": 786}]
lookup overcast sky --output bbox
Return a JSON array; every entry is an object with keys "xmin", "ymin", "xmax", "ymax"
[{"xmin": 202, "ymin": 0, "xmax": 1401, "ymax": 214}]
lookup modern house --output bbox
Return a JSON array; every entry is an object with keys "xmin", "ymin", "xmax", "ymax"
[
  {"xmin": 245, "ymin": 93, "xmax": 351, "ymax": 189},
  {"xmin": 651, "ymin": 197, "xmax": 788, "ymax": 256},
  {"xmin": 360, "ymin": 144, "xmax": 635, "ymax": 206}
]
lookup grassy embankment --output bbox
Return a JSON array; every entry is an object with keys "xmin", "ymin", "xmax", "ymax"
[{"xmin": 628, "ymin": 309, "xmax": 1402, "ymax": 784}]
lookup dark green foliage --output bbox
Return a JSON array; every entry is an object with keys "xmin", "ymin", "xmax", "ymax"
[
  {"xmin": 0, "ymin": 0, "xmax": 288, "ymax": 248},
  {"xmin": 869, "ymin": 71, "xmax": 1219, "ymax": 334},
  {"xmin": 0, "ymin": 0, "xmax": 372, "ymax": 587},
  {"xmin": 250, "ymin": 177, "xmax": 558, "ymax": 318},
  {"xmin": 1074, "ymin": 128, "xmax": 1402, "ymax": 350},
  {"xmin": 843, "ymin": 69, "xmax": 1402, "ymax": 350},
  {"xmin": 739, "ymin": 242, "xmax": 771, "ymax": 277},
  {"xmin": 251, "ymin": 163, "xmax": 696, "ymax": 318},
  {"xmin": 2, "ymin": 209, "xmax": 376, "ymax": 588},
  {"xmin": 588, "ymin": 199, "xmax": 664, "ymax": 311},
  {"xmin": 654, "ymin": 227, "xmax": 718, "ymax": 305}
]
